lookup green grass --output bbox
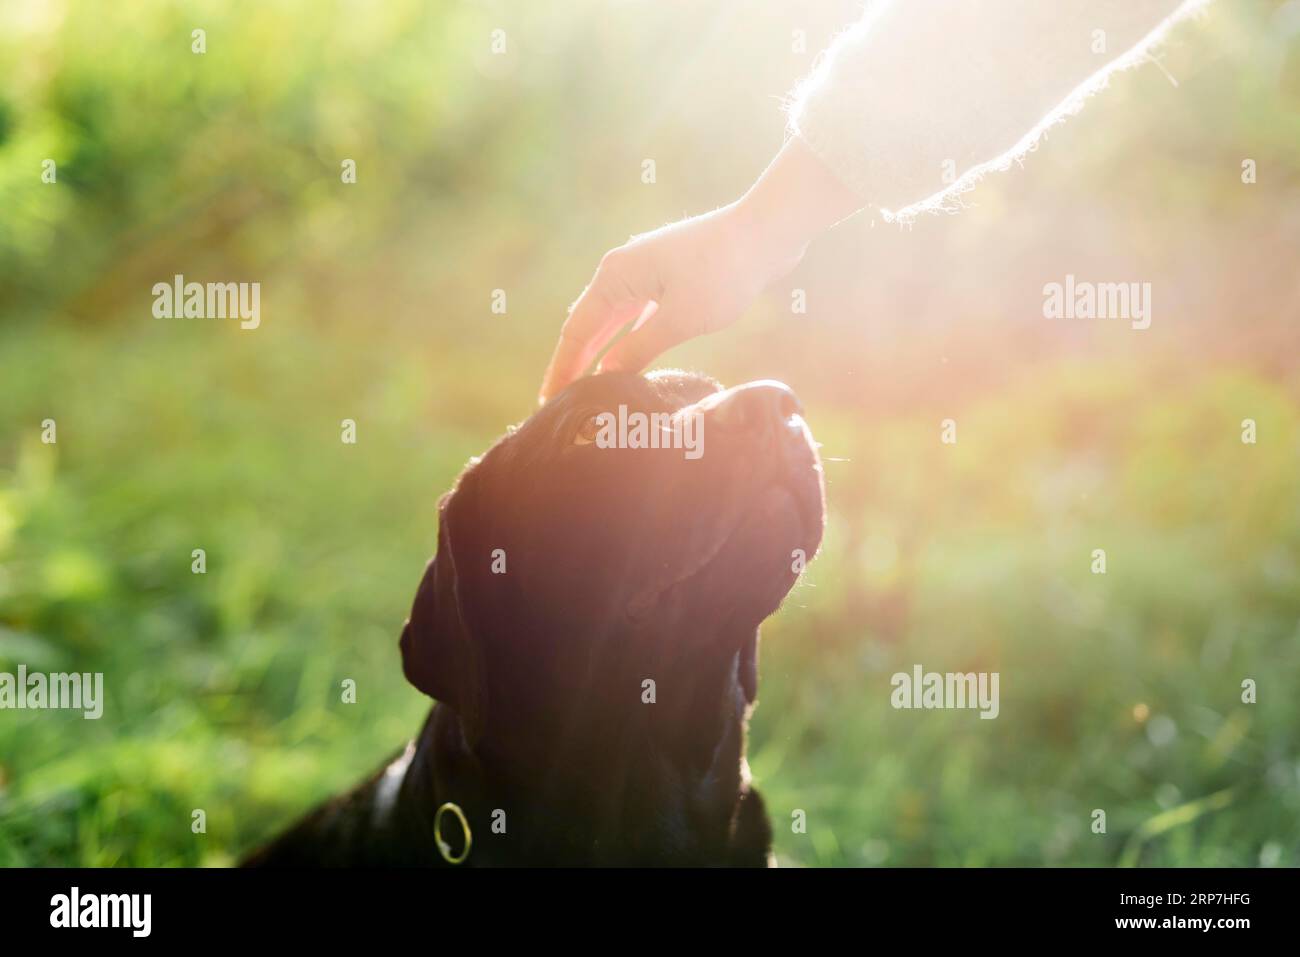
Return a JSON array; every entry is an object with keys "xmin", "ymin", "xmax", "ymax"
[{"xmin": 1, "ymin": 319, "xmax": 1296, "ymax": 866}]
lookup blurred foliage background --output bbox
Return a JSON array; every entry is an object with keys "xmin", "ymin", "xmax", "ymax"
[{"xmin": 1, "ymin": 0, "xmax": 1297, "ymax": 866}]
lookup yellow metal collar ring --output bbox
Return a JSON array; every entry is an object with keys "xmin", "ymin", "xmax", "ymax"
[{"xmin": 434, "ymin": 802, "xmax": 472, "ymax": 865}]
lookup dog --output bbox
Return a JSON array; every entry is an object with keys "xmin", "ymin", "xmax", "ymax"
[{"xmin": 242, "ymin": 369, "xmax": 824, "ymax": 866}]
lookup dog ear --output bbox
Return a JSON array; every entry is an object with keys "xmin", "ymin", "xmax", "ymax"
[{"xmin": 399, "ymin": 480, "xmax": 486, "ymax": 744}]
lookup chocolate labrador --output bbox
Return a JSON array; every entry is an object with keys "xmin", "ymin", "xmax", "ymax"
[{"xmin": 243, "ymin": 370, "xmax": 824, "ymax": 866}]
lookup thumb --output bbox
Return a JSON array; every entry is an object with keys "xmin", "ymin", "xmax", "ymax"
[{"xmin": 597, "ymin": 298, "xmax": 699, "ymax": 375}]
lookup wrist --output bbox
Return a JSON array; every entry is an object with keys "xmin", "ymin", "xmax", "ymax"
[{"xmin": 730, "ymin": 135, "xmax": 864, "ymax": 280}]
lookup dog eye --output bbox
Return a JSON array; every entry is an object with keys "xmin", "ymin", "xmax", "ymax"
[{"xmin": 573, "ymin": 414, "xmax": 601, "ymax": 446}]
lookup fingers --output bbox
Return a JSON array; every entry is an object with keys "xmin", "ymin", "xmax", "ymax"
[
  {"xmin": 596, "ymin": 297, "xmax": 697, "ymax": 376},
  {"xmin": 538, "ymin": 253, "xmax": 646, "ymax": 404}
]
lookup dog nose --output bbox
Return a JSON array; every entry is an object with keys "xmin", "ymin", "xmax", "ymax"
[{"xmin": 709, "ymin": 380, "xmax": 804, "ymax": 436}]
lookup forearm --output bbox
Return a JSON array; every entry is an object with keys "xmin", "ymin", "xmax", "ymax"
[{"xmin": 788, "ymin": 0, "xmax": 1208, "ymax": 219}]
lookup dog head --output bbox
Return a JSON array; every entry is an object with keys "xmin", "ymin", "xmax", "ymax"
[{"xmin": 400, "ymin": 370, "xmax": 824, "ymax": 809}]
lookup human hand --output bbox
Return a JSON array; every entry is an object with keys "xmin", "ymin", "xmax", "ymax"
[
  {"xmin": 538, "ymin": 205, "xmax": 789, "ymax": 403},
  {"xmin": 538, "ymin": 137, "xmax": 863, "ymax": 404}
]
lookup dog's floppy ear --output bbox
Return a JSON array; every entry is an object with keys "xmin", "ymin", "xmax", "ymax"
[{"xmin": 399, "ymin": 479, "xmax": 486, "ymax": 744}]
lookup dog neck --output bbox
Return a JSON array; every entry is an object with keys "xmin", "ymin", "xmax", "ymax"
[{"xmin": 402, "ymin": 645, "xmax": 765, "ymax": 866}]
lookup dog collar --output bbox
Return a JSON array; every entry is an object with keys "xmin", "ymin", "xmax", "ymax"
[{"xmin": 434, "ymin": 801, "xmax": 472, "ymax": 865}]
